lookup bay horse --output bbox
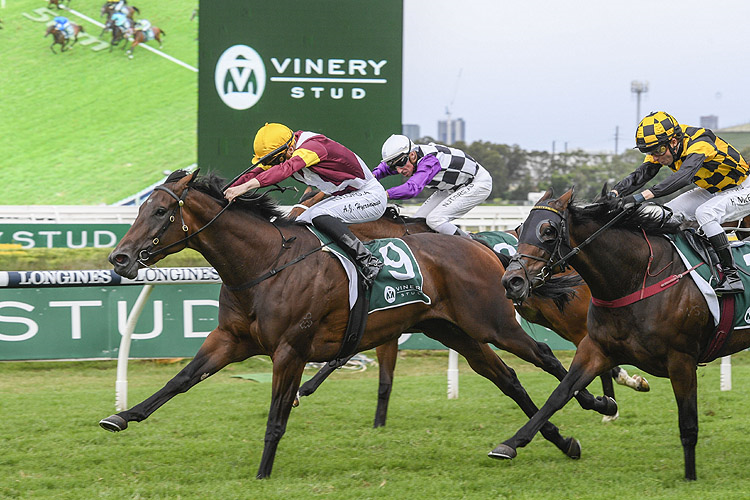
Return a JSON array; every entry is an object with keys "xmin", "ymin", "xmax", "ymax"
[
  {"xmin": 99, "ymin": 170, "xmax": 617, "ymax": 479},
  {"xmin": 109, "ymin": 24, "xmax": 129, "ymax": 51},
  {"xmin": 47, "ymin": 0, "xmax": 70, "ymax": 9},
  {"xmin": 126, "ymin": 26, "xmax": 165, "ymax": 59},
  {"xmin": 101, "ymin": 2, "xmax": 139, "ymax": 22},
  {"xmin": 45, "ymin": 23, "xmax": 83, "ymax": 54},
  {"xmin": 495, "ymin": 187, "xmax": 750, "ymax": 480},
  {"xmin": 292, "ymin": 199, "xmax": 648, "ymax": 427}
]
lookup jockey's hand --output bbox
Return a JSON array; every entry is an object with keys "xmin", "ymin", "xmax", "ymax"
[
  {"xmin": 223, "ymin": 185, "xmax": 246, "ymax": 202},
  {"xmin": 612, "ymin": 193, "xmax": 645, "ymax": 211}
]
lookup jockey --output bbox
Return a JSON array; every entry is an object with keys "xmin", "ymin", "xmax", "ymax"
[
  {"xmin": 111, "ymin": 12, "xmax": 131, "ymax": 33},
  {"xmin": 608, "ymin": 111, "xmax": 750, "ymax": 294},
  {"xmin": 224, "ymin": 123, "xmax": 387, "ymax": 288},
  {"xmin": 134, "ymin": 19, "xmax": 151, "ymax": 32},
  {"xmin": 373, "ymin": 135, "xmax": 493, "ymax": 236},
  {"xmin": 53, "ymin": 16, "xmax": 72, "ymax": 38},
  {"xmin": 112, "ymin": 0, "xmax": 128, "ymax": 13}
]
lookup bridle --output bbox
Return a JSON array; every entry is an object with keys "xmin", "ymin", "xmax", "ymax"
[
  {"xmin": 136, "ymin": 181, "xmax": 329, "ymax": 290},
  {"xmin": 136, "ymin": 184, "xmax": 233, "ymax": 266},
  {"xmin": 508, "ymin": 201, "xmax": 631, "ymax": 290}
]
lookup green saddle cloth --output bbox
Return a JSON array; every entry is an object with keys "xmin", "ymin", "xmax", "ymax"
[
  {"xmin": 473, "ymin": 231, "xmax": 518, "ymax": 257},
  {"xmin": 308, "ymin": 227, "xmax": 432, "ymax": 313},
  {"xmin": 669, "ymin": 233, "xmax": 750, "ymax": 328}
]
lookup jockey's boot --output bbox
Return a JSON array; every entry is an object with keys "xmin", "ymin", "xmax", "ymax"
[
  {"xmin": 708, "ymin": 233, "xmax": 744, "ymax": 294},
  {"xmin": 312, "ymin": 215, "xmax": 383, "ymax": 289}
]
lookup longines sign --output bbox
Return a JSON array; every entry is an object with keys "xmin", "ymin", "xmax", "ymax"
[{"xmin": 198, "ymin": 0, "xmax": 403, "ymax": 203}]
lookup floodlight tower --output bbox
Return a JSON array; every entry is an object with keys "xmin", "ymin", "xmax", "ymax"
[{"xmin": 631, "ymin": 80, "xmax": 649, "ymax": 125}]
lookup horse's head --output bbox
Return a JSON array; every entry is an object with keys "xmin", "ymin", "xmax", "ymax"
[
  {"xmin": 109, "ymin": 170, "xmax": 198, "ymax": 278},
  {"xmin": 502, "ymin": 188, "xmax": 575, "ymax": 303},
  {"xmin": 45, "ymin": 25, "xmax": 54, "ymax": 36}
]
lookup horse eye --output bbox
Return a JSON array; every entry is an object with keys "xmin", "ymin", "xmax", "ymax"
[
  {"xmin": 540, "ymin": 226, "xmax": 557, "ymax": 242},
  {"xmin": 154, "ymin": 207, "xmax": 168, "ymax": 217}
]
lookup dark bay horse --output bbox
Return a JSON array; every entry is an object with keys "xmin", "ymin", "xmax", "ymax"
[
  {"xmin": 496, "ymin": 188, "xmax": 750, "ymax": 480},
  {"xmin": 293, "ymin": 203, "xmax": 648, "ymax": 427},
  {"xmin": 126, "ymin": 26, "xmax": 164, "ymax": 59},
  {"xmin": 99, "ymin": 170, "xmax": 617, "ymax": 478},
  {"xmin": 45, "ymin": 23, "xmax": 83, "ymax": 53}
]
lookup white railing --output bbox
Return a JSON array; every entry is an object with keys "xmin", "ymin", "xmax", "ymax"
[{"xmin": 0, "ymin": 204, "xmax": 532, "ymax": 231}]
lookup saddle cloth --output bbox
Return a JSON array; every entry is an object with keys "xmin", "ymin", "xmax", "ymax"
[
  {"xmin": 307, "ymin": 227, "xmax": 431, "ymax": 313},
  {"xmin": 669, "ymin": 233, "xmax": 750, "ymax": 331}
]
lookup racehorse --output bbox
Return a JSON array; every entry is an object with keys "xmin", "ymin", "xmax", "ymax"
[
  {"xmin": 292, "ymin": 200, "xmax": 648, "ymax": 427},
  {"xmin": 495, "ymin": 187, "xmax": 750, "ymax": 480},
  {"xmin": 101, "ymin": 1, "xmax": 139, "ymax": 22},
  {"xmin": 45, "ymin": 23, "xmax": 84, "ymax": 54},
  {"xmin": 109, "ymin": 24, "xmax": 128, "ymax": 51},
  {"xmin": 99, "ymin": 170, "xmax": 616, "ymax": 479},
  {"xmin": 47, "ymin": 0, "xmax": 70, "ymax": 9},
  {"xmin": 126, "ymin": 26, "xmax": 165, "ymax": 59}
]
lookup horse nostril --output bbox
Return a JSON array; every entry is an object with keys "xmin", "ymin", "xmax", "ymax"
[
  {"xmin": 507, "ymin": 276, "xmax": 524, "ymax": 292},
  {"xmin": 110, "ymin": 253, "xmax": 129, "ymax": 266}
]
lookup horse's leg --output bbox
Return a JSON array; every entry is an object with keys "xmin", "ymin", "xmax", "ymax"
[
  {"xmin": 489, "ymin": 335, "xmax": 609, "ymax": 459},
  {"xmin": 256, "ymin": 345, "xmax": 307, "ymax": 479},
  {"xmin": 599, "ymin": 372, "xmax": 618, "ymax": 422},
  {"xmin": 612, "ymin": 365, "xmax": 650, "ymax": 392},
  {"xmin": 484, "ymin": 323, "xmax": 617, "ymax": 416},
  {"xmin": 667, "ymin": 354, "xmax": 699, "ymax": 480},
  {"xmin": 426, "ymin": 327, "xmax": 580, "ymax": 459},
  {"xmin": 50, "ymin": 42, "xmax": 57, "ymax": 54},
  {"xmin": 373, "ymin": 339, "xmax": 398, "ymax": 428},
  {"xmin": 99, "ymin": 328, "xmax": 252, "ymax": 432},
  {"xmin": 295, "ymin": 353, "xmax": 356, "ymax": 402}
]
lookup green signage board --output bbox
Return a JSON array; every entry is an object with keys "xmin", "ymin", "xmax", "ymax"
[
  {"xmin": 198, "ymin": 0, "xmax": 403, "ymax": 203},
  {"xmin": 0, "ymin": 284, "xmax": 221, "ymax": 361},
  {"xmin": 0, "ymin": 224, "xmax": 130, "ymax": 249},
  {"xmin": 0, "ymin": 281, "xmax": 572, "ymax": 361}
]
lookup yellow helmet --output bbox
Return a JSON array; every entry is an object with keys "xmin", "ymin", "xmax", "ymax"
[
  {"xmin": 252, "ymin": 123, "xmax": 294, "ymax": 165},
  {"xmin": 635, "ymin": 111, "xmax": 682, "ymax": 153}
]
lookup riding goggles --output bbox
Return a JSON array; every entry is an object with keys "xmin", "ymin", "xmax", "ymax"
[
  {"xmin": 638, "ymin": 142, "xmax": 669, "ymax": 156},
  {"xmin": 260, "ymin": 137, "xmax": 293, "ymax": 166},
  {"xmin": 386, "ymin": 154, "xmax": 410, "ymax": 169}
]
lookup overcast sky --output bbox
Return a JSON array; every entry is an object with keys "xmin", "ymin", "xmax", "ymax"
[{"xmin": 402, "ymin": 0, "xmax": 750, "ymax": 153}]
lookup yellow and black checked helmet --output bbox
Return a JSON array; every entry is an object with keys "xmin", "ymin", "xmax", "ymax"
[{"xmin": 635, "ymin": 111, "xmax": 682, "ymax": 154}]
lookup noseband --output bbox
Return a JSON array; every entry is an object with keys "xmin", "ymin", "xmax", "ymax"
[{"xmin": 508, "ymin": 201, "xmax": 631, "ymax": 290}]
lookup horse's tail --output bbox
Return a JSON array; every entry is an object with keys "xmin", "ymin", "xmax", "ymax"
[
  {"xmin": 132, "ymin": 6, "xmax": 140, "ymax": 14},
  {"xmin": 159, "ymin": 28, "xmax": 166, "ymax": 36}
]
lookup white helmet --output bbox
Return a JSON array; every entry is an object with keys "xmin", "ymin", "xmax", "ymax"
[{"xmin": 381, "ymin": 134, "xmax": 414, "ymax": 164}]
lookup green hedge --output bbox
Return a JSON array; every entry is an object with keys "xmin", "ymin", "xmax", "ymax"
[{"xmin": 0, "ymin": 248, "xmax": 209, "ymax": 271}]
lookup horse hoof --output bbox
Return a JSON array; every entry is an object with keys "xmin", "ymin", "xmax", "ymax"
[
  {"xmin": 602, "ymin": 409, "xmax": 619, "ymax": 423},
  {"xmin": 634, "ymin": 375, "xmax": 650, "ymax": 392},
  {"xmin": 488, "ymin": 444, "xmax": 517, "ymax": 460},
  {"xmin": 99, "ymin": 414, "xmax": 128, "ymax": 432},
  {"xmin": 565, "ymin": 437, "xmax": 581, "ymax": 459},
  {"xmin": 292, "ymin": 392, "xmax": 300, "ymax": 408},
  {"xmin": 601, "ymin": 395, "xmax": 618, "ymax": 416}
]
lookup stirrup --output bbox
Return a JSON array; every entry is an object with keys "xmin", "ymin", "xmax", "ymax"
[
  {"xmin": 714, "ymin": 272, "xmax": 744, "ymax": 295},
  {"xmin": 359, "ymin": 260, "xmax": 383, "ymax": 289}
]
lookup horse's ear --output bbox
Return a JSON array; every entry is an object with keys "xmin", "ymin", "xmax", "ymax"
[
  {"xmin": 557, "ymin": 186, "xmax": 575, "ymax": 209},
  {"xmin": 187, "ymin": 168, "xmax": 200, "ymax": 183},
  {"xmin": 537, "ymin": 188, "xmax": 554, "ymax": 203}
]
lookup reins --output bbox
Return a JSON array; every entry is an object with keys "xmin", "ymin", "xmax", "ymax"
[{"xmin": 138, "ymin": 182, "xmax": 329, "ymax": 290}]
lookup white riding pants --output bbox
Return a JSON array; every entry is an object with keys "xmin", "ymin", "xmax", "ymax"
[
  {"xmin": 297, "ymin": 177, "xmax": 387, "ymax": 225},
  {"xmin": 414, "ymin": 166, "xmax": 493, "ymax": 234},
  {"xmin": 666, "ymin": 178, "xmax": 750, "ymax": 238}
]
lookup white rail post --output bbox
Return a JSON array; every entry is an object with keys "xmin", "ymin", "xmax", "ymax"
[
  {"xmin": 720, "ymin": 355, "xmax": 732, "ymax": 391},
  {"xmin": 115, "ymin": 284, "xmax": 155, "ymax": 411},
  {"xmin": 447, "ymin": 349, "xmax": 459, "ymax": 399}
]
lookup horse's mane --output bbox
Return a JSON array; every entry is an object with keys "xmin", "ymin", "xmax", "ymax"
[
  {"xmin": 166, "ymin": 169, "xmax": 294, "ymax": 224},
  {"xmin": 571, "ymin": 192, "xmax": 681, "ymax": 235}
]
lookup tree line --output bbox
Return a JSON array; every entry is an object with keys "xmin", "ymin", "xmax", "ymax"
[{"xmin": 413, "ymin": 137, "xmax": 750, "ymax": 205}]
